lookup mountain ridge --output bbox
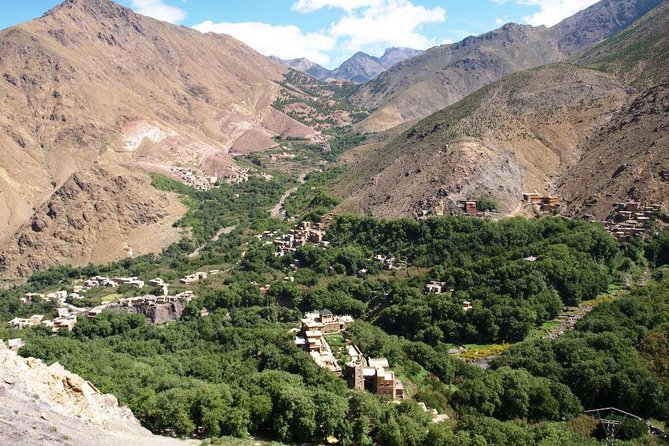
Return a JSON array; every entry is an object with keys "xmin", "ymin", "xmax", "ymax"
[
  {"xmin": 351, "ymin": 0, "xmax": 665, "ymax": 131},
  {"xmin": 272, "ymin": 47, "xmax": 423, "ymax": 83}
]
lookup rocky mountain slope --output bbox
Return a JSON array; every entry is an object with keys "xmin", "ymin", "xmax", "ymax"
[
  {"xmin": 0, "ymin": 0, "xmax": 312, "ymax": 279},
  {"xmin": 0, "ymin": 167, "xmax": 186, "ymax": 278},
  {"xmin": 558, "ymin": 82, "xmax": 669, "ymax": 218},
  {"xmin": 334, "ymin": 65, "xmax": 628, "ymax": 217},
  {"xmin": 351, "ymin": 0, "xmax": 664, "ymax": 131},
  {"xmin": 273, "ymin": 47, "xmax": 423, "ymax": 83},
  {"xmin": 336, "ymin": 0, "xmax": 669, "ymax": 220},
  {"xmin": 0, "ymin": 341, "xmax": 198, "ymax": 446},
  {"xmin": 572, "ymin": 0, "xmax": 669, "ymax": 88}
]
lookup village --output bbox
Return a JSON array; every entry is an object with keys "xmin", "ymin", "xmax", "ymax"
[
  {"xmin": 604, "ymin": 201, "xmax": 662, "ymax": 240},
  {"xmin": 293, "ymin": 309, "xmax": 448, "ymax": 422},
  {"xmin": 168, "ymin": 165, "xmax": 250, "ymax": 191},
  {"xmin": 256, "ymin": 220, "xmax": 330, "ymax": 257},
  {"xmin": 4, "ymin": 268, "xmax": 222, "ymax": 339}
]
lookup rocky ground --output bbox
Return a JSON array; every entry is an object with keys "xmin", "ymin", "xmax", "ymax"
[{"xmin": 0, "ymin": 341, "xmax": 199, "ymax": 446}]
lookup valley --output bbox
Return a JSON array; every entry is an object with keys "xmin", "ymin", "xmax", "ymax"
[{"xmin": 1, "ymin": 0, "xmax": 669, "ymax": 445}]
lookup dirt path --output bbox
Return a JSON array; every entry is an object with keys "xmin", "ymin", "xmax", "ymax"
[
  {"xmin": 270, "ymin": 173, "xmax": 307, "ymax": 219},
  {"xmin": 188, "ymin": 225, "xmax": 236, "ymax": 258}
]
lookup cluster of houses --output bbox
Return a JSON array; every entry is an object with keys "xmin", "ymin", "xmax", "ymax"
[
  {"xmin": 9, "ymin": 308, "xmax": 78, "ymax": 334},
  {"xmin": 523, "ymin": 193, "xmax": 562, "ymax": 214},
  {"xmin": 21, "ymin": 290, "xmax": 68, "ymax": 305},
  {"xmin": 372, "ymin": 255, "xmax": 407, "ymax": 271},
  {"xmin": 605, "ymin": 202, "xmax": 661, "ymax": 240},
  {"xmin": 170, "ymin": 167, "xmax": 219, "ymax": 191},
  {"xmin": 295, "ymin": 310, "xmax": 354, "ymax": 374},
  {"xmin": 82, "ymin": 276, "xmax": 145, "ymax": 291},
  {"xmin": 345, "ymin": 351, "xmax": 406, "ymax": 401},
  {"xmin": 272, "ymin": 221, "xmax": 329, "ymax": 257},
  {"xmin": 294, "ymin": 310, "xmax": 406, "ymax": 401}
]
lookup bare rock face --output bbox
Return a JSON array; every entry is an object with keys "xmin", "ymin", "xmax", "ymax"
[
  {"xmin": 111, "ymin": 300, "xmax": 187, "ymax": 324},
  {"xmin": 0, "ymin": 341, "xmax": 198, "ymax": 446},
  {"xmin": 0, "ymin": 166, "xmax": 186, "ymax": 279}
]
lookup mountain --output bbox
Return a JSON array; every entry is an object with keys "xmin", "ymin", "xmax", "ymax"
[
  {"xmin": 351, "ymin": 0, "xmax": 664, "ymax": 131},
  {"xmin": 272, "ymin": 47, "xmax": 423, "ymax": 83},
  {"xmin": 335, "ymin": 0, "xmax": 669, "ymax": 219},
  {"xmin": 572, "ymin": 0, "xmax": 669, "ymax": 88},
  {"xmin": 334, "ymin": 64, "xmax": 628, "ymax": 217},
  {"xmin": 0, "ymin": 0, "xmax": 314, "ymax": 279},
  {"xmin": 270, "ymin": 56, "xmax": 331, "ymax": 81},
  {"xmin": 329, "ymin": 52, "xmax": 387, "ymax": 83},
  {"xmin": 379, "ymin": 47, "xmax": 424, "ymax": 67},
  {"xmin": 558, "ymin": 82, "xmax": 669, "ymax": 219}
]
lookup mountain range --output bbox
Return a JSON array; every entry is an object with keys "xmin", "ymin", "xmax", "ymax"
[
  {"xmin": 334, "ymin": 0, "xmax": 669, "ymax": 220},
  {"xmin": 272, "ymin": 47, "xmax": 423, "ymax": 83},
  {"xmin": 351, "ymin": 0, "xmax": 665, "ymax": 131}
]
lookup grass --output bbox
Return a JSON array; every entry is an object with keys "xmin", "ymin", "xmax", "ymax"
[{"xmin": 456, "ymin": 343, "xmax": 513, "ymax": 361}]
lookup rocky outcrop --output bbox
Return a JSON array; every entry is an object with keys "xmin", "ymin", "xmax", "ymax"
[
  {"xmin": 110, "ymin": 300, "xmax": 187, "ymax": 324},
  {"xmin": 0, "ymin": 341, "xmax": 198, "ymax": 446},
  {"xmin": 0, "ymin": 167, "xmax": 186, "ymax": 279}
]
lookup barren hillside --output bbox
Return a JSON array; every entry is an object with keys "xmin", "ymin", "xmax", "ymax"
[
  {"xmin": 334, "ymin": 65, "xmax": 628, "ymax": 217},
  {"xmin": 572, "ymin": 0, "xmax": 669, "ymax": 88},
  {"xmin": 558, "ymin": 82, "xmax": 669, "ymax": 219},
  {"xmin": 350, "ymin": 0, "xmax": 664, "ymax": 131},
  {"xmin": 0, "ymin": 0, "xmax": 313, "ymax": 278}
]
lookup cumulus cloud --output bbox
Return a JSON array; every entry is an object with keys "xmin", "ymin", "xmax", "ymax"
[
  {"xmin": 329, "ymin": 0, "xmax": 446, "ymax": 52},
  {"xmin": 194, "ymin": 0, "xmax": 445, "ymax": 68},
  {"xmin": 292, "ymin": 0, "xmax": 383, "ymax": 13},
  {"xmin": 129, "ymin": 0, "xmax": 186, "ymax": 24},
  {"xmin": 192, "ymin": 21, "xmax": 336, "ymax": 66},
  {"xmin": 518, "ymin": 0, "xmax": 599, "ymax": 26}
]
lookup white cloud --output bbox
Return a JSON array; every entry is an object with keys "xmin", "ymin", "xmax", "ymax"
[
  {"xmin": 194, "ymin": 0, "xmax": 445, "ymax": 67},
  {"xmin": 129, "ymin": 0, "xmax": 186, "ymax": 24},
  {"xmin": 518, "ymin": 0, "xmax": 599, "ymax": 26},
  {"xmin": 329, "ymin": 0, "xmax": 446, "ymax": 52},
  {"xmin": 192, "ymin": 21, "xmax": 336, "ymax": 66},
  {"xmin": 292, "ymin": 0, "xmax": 383, "ymax": 13}
]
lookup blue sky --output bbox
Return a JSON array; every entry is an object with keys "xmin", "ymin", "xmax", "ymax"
[{"xmin": 2, "ymin": 0, "xmax": 600, "ymax": 68}]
